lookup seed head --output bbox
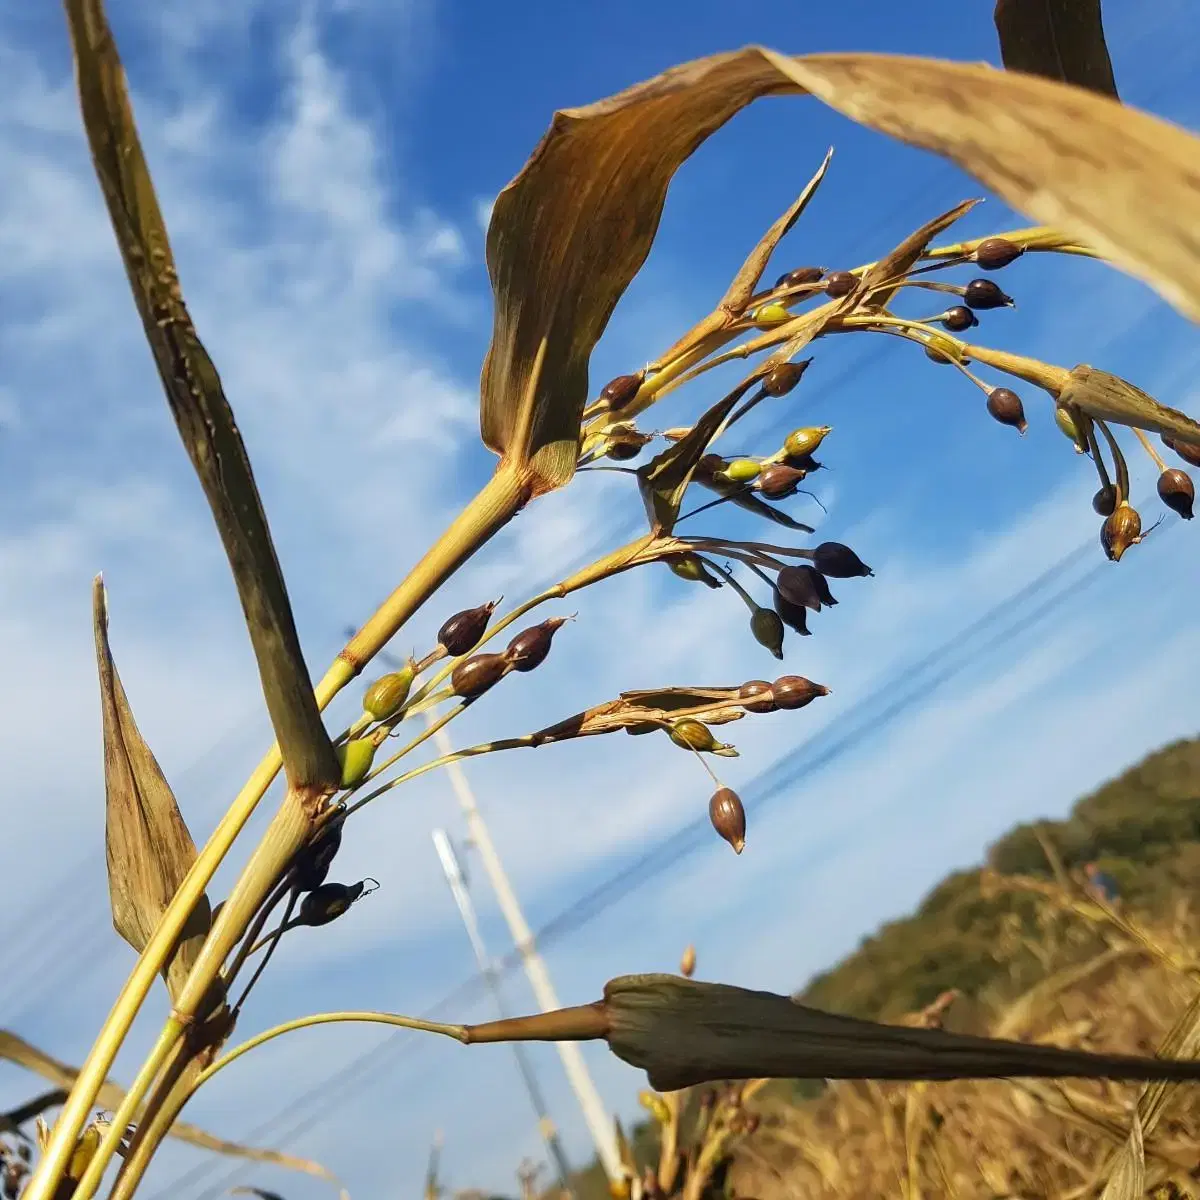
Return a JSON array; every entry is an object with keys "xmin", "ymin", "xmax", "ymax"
[
  {"xmin": 294, "ymin": 820, "xmax": 343, "ymax": 892},
  {"xmin": 771, "ymin": 675, "xmax": 830, "ymax": 710},
  {"xmin": 362, "ymin": 667, "xmax": 414, "ymax": 721},
  {"xmin": 722, "ymin": 457, "xmax": 762, "ymax": 483},
  {"xmin": 1101, "ymin": 503, "xmax": 1142, "ymax": 561},
  {"xmin": 505, "ymin": 617, "xmax": 569, "ymax": 672},
  {"xmin": 784, "ymin": 426, "xmax": 831, "ymax": 459},
  {"xmin": 336, "ymin": 738, "xmax": 376, "ymax": 788},
  {"xmin": 1054, "ymin": 404, "xmax": 1085, "ymax": 451},
  {"xmin": 1092, "ymin": 484, "xmax": 1118, "ymax": 517},
  {"xmin": 772, "ymin": 587, "xmax": 811, "ymax": 636},
  {"xmin": 941, "ymin": 306, "xmax": 978, "ymax": 333},
  {"xmin": 763, "ymin": 359, "xmax": 812, "ymax": 397},
  {"xmin": 1162, "ymin": 435, "xmax": 1200, "ymax": 468},
  {"xmin": 1158, "ymin": 468, "xmax": 1195, "ymax": 519},
  {"xmin": 667, "ymin": 554, "xmax": 722, "ymax": 589},
  {"xmin": 708, "ymin": 787, "xmax": 747, "ymax": 854},
  {"xmin": 824, "ymin": 271, "xmax": 858, "ymax": 298},
  {"xmin": 963, "ymin": 278, "xmax": 1013, "ymax": 310},
  {"xmin": 813, "ymin": 541, "xmax": 873, "ymax": 578},
  {"xmin": 451, "ymin": 652, "xmax": 509, "ymax": 698},
  {"xmin": 668, "ymin": 719, "xmax": 718, "ymax": 752},
  {"xmin": 774, "ymin": 266, "xmax": 825, "ymax": 288},
  {"xmin": 598, "ymin": 372, "xmax": 644, "ymax": 411},
  {"xmin": 986, "ymin": 387, "xmax": 1027, "ymax": 434},
  {"xmin": 680, "ymin": 943, "xmax": 697, "ymax": 977},
  {"xmin": 438, "ymin": 600, "xmax": 498, "ymax": 657},
  {"xmin": 776, "ymin": 564, "xmax": 833, "ymax": 611},
  {"xmin": 750, "ymin": 302, "xmax": 790, "ymax": 326},
  {"xmin": 738, "ymin": 680, "xmax": 777, "ymax": 714},
  {"xmin": 757, "ymin": 463, "xmax": 809, "ymax": 500},
  {"xmin": 750, "ymin": 607, "xmax": 786, "ymax": 659},
  {"xmin": 298, "ymin": 880, "xmax": 371, "ymax": 927},
  {"xmin": 972, "ymin": 237, "xmax": 1024, "ymax": 270}
]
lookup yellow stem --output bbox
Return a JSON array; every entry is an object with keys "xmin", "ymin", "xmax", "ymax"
[
  {"xmin": 1133, "ymin": 427, "xmax": 1168, "ymax": 472},
  {"xmin": 194, "ymin": 1012, "xmax": 468, "ymax": 1091}
]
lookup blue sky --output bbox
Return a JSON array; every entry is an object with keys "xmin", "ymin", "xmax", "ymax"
[{"xmin": 1, "ymin": 0, "xmax": 1199, "ymax": 1197}]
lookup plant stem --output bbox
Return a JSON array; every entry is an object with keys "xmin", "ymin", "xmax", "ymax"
[{"xmin": 1133, "ymin": 427, "xmax": 1168, "ymax": 472}]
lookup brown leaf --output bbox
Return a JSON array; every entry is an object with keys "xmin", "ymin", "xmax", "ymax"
[
  {"xmin": 93, "ymin": 577, "xmax": 210, "ymax": 1002},
  {"xmin": 861, "ymin": 199, "xmax": 980, "ymax": 309},
  {"xmin": 65, "ymin": 0, "xmax": 338, "ymax": 791},
  {"xmin": 1058, "ymin": 364, "xmax": 1200, "ymax": 443},
  {"xmin": 994, "ymin": 0, "xmax": 1119, "ymax": 100},
  {"xmin": 480, "ymin": 54, "xmax": 802, "ymax": 496},
  {"xmin": 530, "ymin": 687, "xmax": 750, "ymax": 746},
  {"xmin": 762, "ymin": 50, "xmax": 1200, "ymax": 324},
  {"xmin": 0, "ymin": 1030, "xmax": 338, "ymax": 1186},
  {"xmin": 599, "ymin": 974, "xmax": 1200, "ymax": 1092}
]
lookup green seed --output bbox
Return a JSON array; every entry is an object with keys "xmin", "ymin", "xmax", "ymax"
[
  {"xmin": 336, "ymin": 738, "xmax": 376, "ymax": 788},
  {"xmin": 362, "ymin": 668, "xmax": 414, "ymax": 720}
]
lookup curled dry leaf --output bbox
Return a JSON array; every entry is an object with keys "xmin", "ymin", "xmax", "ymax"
[
  {"xmin": 93, "ymin": 577, "xmax": 210, "ymax": 1003},
  {"xmin": 994, "ymin": 0, "xmax": 1119, "ymax": 100},
  {"xmin": 0, "ymin": 1031, "xmax": 339, "ymax": 1188},
  {"xmin": 1058, "ymin": 364, "xmax": 1200, "ymax": 444},
  {"xmin": 65, "ymin": 0, "xmax": 337, "ymax": 791}
]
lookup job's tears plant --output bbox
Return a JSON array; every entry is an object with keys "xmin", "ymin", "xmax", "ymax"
[{"xmin": 7, "ymin": 1, "xmax": 1200, "ymax": 1198}]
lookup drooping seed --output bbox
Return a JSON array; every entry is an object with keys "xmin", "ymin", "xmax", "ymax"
[
  {"xmin": 1158, "ymin": 468, "xmax": 1195, "ymax": 519},
  {"xmin": 986, "ymin": 387, "xmax": 1027, "ymax": 434},
  {"xmin": 438, "ymin": 600, "xmax": 498, "ymax": 657},
  {"xmin": 1162, "ymin": 435, "xmax": 1200, "ymax": 468},
  {"xmin": 771, "ymin": 675, "xmax": 830, "ymax": 710},
  {"xmin": 776, "ymin": 564, "xmax": 829, "ymax": 612},
  {"xmin": 824, "ymin": 271, "xmax": 858, "ymax": 298},
  {"xmin": 750, "ymin": 607, "xmax": 786, "ymax": 659},
  {"xmin": 774, "ymin": 266, "xmax": 825, "ymax": 288},
  {"xmin": 924, "ymin": 333, "xmax": 959, "ymax": 365},
  {"xmin": 963, "ymin": 278, "xmax": 1013, "ymax": 310},
  {"xmin": 294, "ymin": 820, "xmax": 343, "ymax": 892},
  {"xmin": 668, "ymin": 719, "xmax": 718, "ymax": 752},
  {"xmin": 336, "ymin": 738, "xmax": 376, "ymax": 788},
  {"xmin": 708, "ymin": 787, "xmax": 747, "ymax": 854},
  {"xmin": 738, "ymin": 680, "xmax": 777, "ymax": 714},
  {"xmin": 772, "ymin": 588, "xmax": 811, "ymax": 636},
  {"xmin": 750, "ymin": 302, "xmax": 790, "ymax": 326},
  {"xmin": 973, "ymin": 237, "xmax": 1024, "ymax": 270},
  {"xmin": 1054, "ymin": 404, "xmax": 1085, "ymax": 450},
  {"xmin": 723, "ymin": 458, "xmax": 762, "ymax": 483},
  {"xmin": 941, "ymin": 306, "xmax": 978, "ymax": 333},
  {"xmin": 696, "ymin": 453, "xmax": 725, "ymax": 479},
  {"xmin": 598, "ymin": 372, "xmax": 644, "ymax": 410},
  {"xmin": 763, "ymin": 359, "xmax": 811, "ymax": 397},
  {"xmin": 1092, "ymin": 484, "xmax": 1118, "ymax": 517},
  {"xmin": 1101, "ymin": 503, "xmax": 1142, "ymax": 562},
  {"xmin": 757, "ymin": 463, "xmax": 808, "ymax": 500},
  {"xmin": 783, "ymin": 426, "xmax": 831, "ymax": 459},
  {"xmin": 505, "ymin": 617, "xmax": 568, "ymax": 672},
  {"xmin": 667, "ymin": 554, "xmax": 722, "ymax": 589},
  {"xmin": 451, "ymin": 652, "xmax": 509, "ymax": 698},
  {"xmin": 813, "ymin": 541, "xmax": 873, "ymax": 578},
  {"xmin": 606, "ymin": 438, "xmax": 644, "ymax": 461},
  {"xmin": 298, "ymin": 880, "xmax": 367, "ymax": 927},
  {"xmin": 362, "ymin": 668, "xmax": 414, "ymax": 721}
]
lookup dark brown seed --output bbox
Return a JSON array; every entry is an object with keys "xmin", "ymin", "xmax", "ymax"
[
  {"xmin": 783, "ymin": 452, "xmax": 824, "ymax": 473},
  {"xmin": 708, "ymin": 787, "xmax": 746, "ymax": 854},
  {"xmin": 606, "ymin": 439, "xmax": 643, "ymax": 461},
  {"xmin": 772, "ymin": 588, "xmax": 811, "ymax": 637},
  {"xmin": 776, "ymin": 564, "xmax": 829, "ymax": 612},
  {"xmin": 1102, "ymin": 504, "xmax": 1141, "ymax": 562},
  {"xmin": 294, "ymin": 820, "xmax": 343, "ymax": 891},
  {"xmin": 438, "ymin": 600, "xmax": 498, "ymax": 657},
  {"xmin": 941, "ymin": 305, "xmax": 978, "ymax": 333},
  {"xmin": 1162, "ymin": 435, "xmax": 1200, "ymax": 469},
  {"xmin": 757, "ymin": 463, "xmax": 808, "ymax": 499},
  {"xmin": 598, "ymin": 372, "xmax": 644, "ymax": 410},
  {"xmin": 771, "ymin": 675, "xmax": 830, "ymax": 711},
  {"xmin": 964, "ymin": 278, "xmax": 1013, "ymax": 310},
  {"xmin": 813, "ymin": 541, "xmax": 873, "ymax": 578},
  {"xmin": 986, "ymin": 387, "xmax": 1027, "ymax": 434},
  {"xmin": 762, "ymin": 358, "xmax": 812, "ymax": 397},
  {"xmin": 298, "ymin": 880, "xmax": 366, "ymax": 927},
  {"xmin": 696, "ymin": 453, "xmax": 725, "ymax": 480},
  {"xmin": 973, "ymin": 237, "xmax": 1024, "ymax": 270},
  {"xmin": 1158, "ymin": 468, "xmax": 1195, "ymax": 519},
  {"xmin": 1092, "ymin": 484, "xmax": 1118, "ymax": 517},
  {"xmin": 505, "ymin": 617, "xmax": 568, "ymax": 672},
  {"xmin": 774, "ymin": 266, "xmax": 825, "ymax": 288},
  {"xmin": 738, "ymin": 680, "xmax": 777, "ymax": 714},
  {"xmin": 451, "ymin": 652, "xmax": 509, "ymax": 698},
  {"xmin": 824, "ymin": 270, "xmax": 858, "ymax": 298}
]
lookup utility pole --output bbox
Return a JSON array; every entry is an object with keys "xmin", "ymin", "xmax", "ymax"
[
  {"xmin": 432, "ymin": 828, "xmax": 576, "ymax": 1195},
  {"xmin": 425, "ymin": 712, "xmax": 624, "ymax": 1186}
]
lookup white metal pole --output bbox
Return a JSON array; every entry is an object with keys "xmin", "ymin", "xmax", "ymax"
[{"xmin": 425, "ymin": 715, "xmax": 623, "ymax": 1184}]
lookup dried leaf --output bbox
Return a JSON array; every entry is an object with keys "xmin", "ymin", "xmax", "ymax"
[
  {"xmin": 1058, "ymin": 364, "xmax": 1200, "ymax": 443},
  {"xmin": 693, "ymin": 474, "xmax": 817, "ymax": 533},
  {"xmin": 862, "ymin": 199, "xmax": 980, "ymax": 310},
  {"xmin": 1101, "ymin": 1107, "xmax": 1145, "ymax": 1200},
  {"xmin": 93, "ymin": 577, "xmax": 210, "ymax": 1002},
  {"xmin": 994, "ymin": 0, "xmax": 1119, "ymax": 100},
  {"xmin": 762, "ymin": 50, "xmax": 1200, "ymax": 324},
  {"xmin": 599, "ymin": 975, "xmax": 1200, "ymax": 1092},
  {"xmin": 531, "ymin": 687, "xmax": 751, "ymax": 746},
  {"xmin": 65, "ymin": 0, "xmax": 338, "ymax": 791},
  {"xmin": 0, "ymin": 1031, "xmax": 337, "ymax": 1186},
  {"xmin": 480, "ymin": 54, "xmax": 802, "ymax": 495}
]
